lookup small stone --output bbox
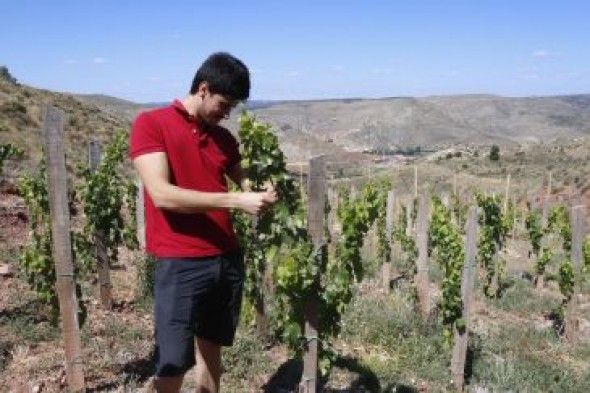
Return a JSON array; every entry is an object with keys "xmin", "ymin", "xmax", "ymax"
[{"xmin": 0, "ymin": 264, "xmax": 14, "ymax": 276}]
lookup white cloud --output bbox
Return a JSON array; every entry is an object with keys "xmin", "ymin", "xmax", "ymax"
[
  {"xmin": 286, "ymin": 71, "xmax": 301, "ymax": 77},
  {"xmin": 108, "ymin": 82, "xmax": 130, "ymax": 91},
  {"xmin": 371, "ymin": 67, "xmax": 393, "ymax": 75},
  {"xmin": 533, "ymin": 50, "xmax": 548, "ymax": 58},
  {"xmin": 166, "ymin": 81, "xmax": 183, "ymax": 88},
  {"xmin": 556, "ymin": 71, "xmax": 582, "ymax": 79},
  {"xmin": 64, "ymin": 59, "xmax": 78, "ymax": 65},
  {"xmin": 170, "ymin": 32, "xmax": 181, "ymax": 39},
  {"xmin": 92, "ymin": 57, "xmax": 108, "ymax": 64},
  {"xmin": 148, "ymin": 76, "xmax": 160, "ymax": 82},
  {"xmin": 532, "ymin": 49, "xmax": 554, "ymax": 58},
  {"xmin": 332, "ymin": 65, "xmax": 345, "ymax": 71}
]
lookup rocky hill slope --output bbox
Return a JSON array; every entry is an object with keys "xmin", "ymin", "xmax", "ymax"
[
  {"xmin": 250, "ymin": 95, "xmax": 590, "ymax": 156},
  {"xmin": 2, "ymin": 70, "xmax": 590, "ymax": 166},
  {"xmin": 0, "ymin": 79, "xmax": 130, "ymax": 173}
]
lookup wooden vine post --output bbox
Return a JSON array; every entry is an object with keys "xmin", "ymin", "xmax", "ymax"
[
  {"xmin": 542, "ymin": 178, "xmax": 551, "ymax": 228},
  {"xmin": 88, "ymin": 140, "xmax": 113, "ymax": 310},
  {"xmin": 300, "ymin": 155, "xmax": 325, "ymax": 393},
  {"xmin": 413, "ymin": 165, "xmax": 418, "ymax": 198},
  {"xmin": 382, "ymin": 189, "xmax": 394, "ymax": 289},
  {"xmin": 565, "ymin": 204, "xmax": 585, "ymax": 341},
  {"xmin": 451, "ymin": 206, "xmax": 479, "ymax": 391},
  {"xmin": 42, "ymin": 105, "xmax": 85, "ymax": 391},
  {"xmin": 328, "ymin": 188, "xmax": 339, "ymax": 255},
  {"xmin": 136, "ymin": 180, "xmax": 146, "ymax": 249},
  {"xmin": 415, "ymin": 194, "xmax": 430, "ymax": 318},
  {"xmin": 537, "ymin": 178, "xmax": 553, "ymax": 290},
  {"xmin": 511, "ymin": 196, "xmax": 517, "ymax": 240},
  {"xmin": 251, "ymin": 213, "xmax": 269, "ymax": 337},
  {"xmin": 503, "ymin": 174, "xmax": 511, "ymax": 213},
  {"xmin": 406, "ymin": 194, "xmax": 413, "ymax": 236}
]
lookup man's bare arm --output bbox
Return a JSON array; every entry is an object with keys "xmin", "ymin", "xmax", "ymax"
[{"xmin": 133, "ymin": 152, "xmax": 276, "ymax": 214}]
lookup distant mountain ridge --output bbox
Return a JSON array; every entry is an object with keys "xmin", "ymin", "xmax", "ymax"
[
  {"xmin": 75, "ymin": 92, "xmax": 590, "ymax": 153},
  {"xmin": 140, "ymin": 100, "xmax": 283, "ymax": 111},
  {"xmin": 247, "ymin": 94, "xmax": 590, "ymax": 157},
  {"xmin": 2, "ymin": 75, "xmax": 589, "ymax": 165}
]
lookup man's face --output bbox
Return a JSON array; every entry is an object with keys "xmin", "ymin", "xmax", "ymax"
[{"xmin": 199, "ymin": 85, "xmax": 238, "ymax": 125}]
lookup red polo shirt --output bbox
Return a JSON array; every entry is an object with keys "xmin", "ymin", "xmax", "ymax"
[{"xmin": 129, "ymin": 100, "xmax": 240, "ymax": 258}]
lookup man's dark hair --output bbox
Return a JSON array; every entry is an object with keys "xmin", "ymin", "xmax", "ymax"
[{"xmin": 190, "ymin": 52, "xmax": 250, "ymax": 101}]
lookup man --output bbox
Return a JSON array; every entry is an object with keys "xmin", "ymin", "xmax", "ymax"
[{"xmin": 130, "ymin": 52, "xmax": 277, "ymax": 392}]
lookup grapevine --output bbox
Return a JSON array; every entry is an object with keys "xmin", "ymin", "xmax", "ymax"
[
  {"xmin": 77, "ymin": 129, "xmax": 137, "ymax": 272},
  {"xmin": 334, "ymin": 183, "xmax": 380, "ymax": 283},
  {"xmin": 375, "ymin": 182, "xmax": 392, "ymax": 265},
  {"xmin": 393, "ymin": 202, "xmax": 418, "ymax": 278},
  {"xmin": 502, "ymin": 198, "xmax": 516, "ymax": 235},
  {"xmin": 0, "ymin": 143, "xmax": 24, "ymax": 175},
  {"xmin": 235, "ymin": 111, "xmax": 306, "ymax": 334},
  {"xmin": 122, "ymin": 180, "xmax": 139, "ymax": 250},
  {"xmin": 547, "ymin": 204, "xmax": 574, "ymax": 302},
  {"xmin": 476, "ymin": 194, "xmax": 508, "ymax": 298},
  {"xmin": 525, "ymin": 208, "xmax": 543, "ymax": 258},
  {"xmin": 547, "ymin": 205, "xmax": 571, "ymax": 252},
  {"xmin": 524, "ymin": 206, "xmax": 553, "ymax": 278},
  {"xmin": 451, "ymin": 192, "xmax": 468, "ymax": 230},
  {"xmin": 428, "ymin": 195, "xmax": 465, "ymax": 346},
  {"xmin": 328, "ymin": 180, "xmax": 380, "ymax": 291},
  {"xmin": 583, "ymin": 237, "xmax": 590, "ymax": 277},
  {"xmin": 234, "ymin": 111, "xmax": 313, "ymax": 349},
  {"xmin": 236, "ymin": 111, "xmax": 382, "ymax": 376},
  {"xmin": 18, "ymin": 160, "xmax": 87, "ymax": 326}
]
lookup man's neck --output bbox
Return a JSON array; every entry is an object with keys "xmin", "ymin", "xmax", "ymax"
[
  {"xmin": 181, "ymin": 95, "xmax": 200, "ymax": 117},
  {"xmin": 181, "ymin": 94, "xmax": 212, "ymax": 130}
]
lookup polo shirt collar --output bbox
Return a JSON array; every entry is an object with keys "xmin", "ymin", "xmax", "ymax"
[
  {"xmin": 172, "ymin": 99, "xmax": 198, "ymax": 123},
  {"xmin": 171, "ymin": 99, "xmax": 219, "ymax": 135}
]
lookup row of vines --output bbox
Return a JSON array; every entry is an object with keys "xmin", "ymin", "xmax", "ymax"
[
  {"xmin": 4, "ymin": 109, "xmax": 590, "ymax": 391},
  {"xmin": 233, "ymin": 112, "xmax": 590, "ymax": 390}
]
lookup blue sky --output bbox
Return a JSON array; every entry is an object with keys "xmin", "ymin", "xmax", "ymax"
[{"xmin": 1, "ymin": 1, "xmax": 589, "ymax": 103}]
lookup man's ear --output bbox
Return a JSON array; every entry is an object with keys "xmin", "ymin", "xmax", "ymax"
[{"xmin": 197, "ymin": 81, "xmax": 209, "ymax": 98}]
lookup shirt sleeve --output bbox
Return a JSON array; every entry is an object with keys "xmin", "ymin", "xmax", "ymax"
[{"xmin": 129, "ymin": 112, "xmax": 165, "ymax": 160}]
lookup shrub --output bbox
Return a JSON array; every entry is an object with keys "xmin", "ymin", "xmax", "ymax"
[
  {"xmin": 0, "ymin": 101, "xmax": 27, "ymax": 115},
  {"xmin": 136, "ymin": 254, "xmax": 157, "ymax": 302},
  {"xmin": 489, "ymin": 145, "xmax": 500, "ymax": 161},
  {"xmin": 0, "ymin": 66, "xmax": 17, "ymax": 84}
]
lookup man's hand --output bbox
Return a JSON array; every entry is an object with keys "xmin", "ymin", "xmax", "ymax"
[
  {"xmin": 236, "ymin": 188, "xmax": 278, "ymax": 215},
  {"xmin": 261, "ymin": 180, "xmax": 278, "ymax": 195}
]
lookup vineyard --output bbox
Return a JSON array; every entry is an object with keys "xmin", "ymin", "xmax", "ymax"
[{"xmin": 1, "ymin": 106, "xmax": 590, "ymax": 392}]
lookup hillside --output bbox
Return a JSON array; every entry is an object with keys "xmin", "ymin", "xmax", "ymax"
[
  {"xmin": 73, "ymin": 94, "xmax": 148, "ymax": 122},
  {"xmin": 72, "ymin": 89, "xmax": 590, "ymax": 162},
  {"xmin": 2, "ymin": 76, "xmax": 590, "ymax": 393},
  {"xmin": 249, "ymin": 94, "xmax": 590, "ymax": 157},
  {"xmin": 3, "ymin": 74, "xmax": 590, "ymax": 170},
  {"xmin": 0, "ymin": 79, "xmax": 131, "ymax": 176}
]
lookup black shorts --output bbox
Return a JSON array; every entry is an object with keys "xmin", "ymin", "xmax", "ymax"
[{"xmin": 153, "ymin": 250, "xmax": 245, "ymax": 377}]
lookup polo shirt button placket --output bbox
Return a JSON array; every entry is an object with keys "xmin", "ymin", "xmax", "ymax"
[{"xmin": 194, "ymin": 129, "xmax": 208, "ymax": 147}]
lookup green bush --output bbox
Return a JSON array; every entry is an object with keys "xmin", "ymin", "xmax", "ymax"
[
  {"xmin": 0, "ymin": 66, "xmax": 17, "ymax": 84},
  {"xmin": 490, "ymin": 145, "xmax": 500, "ymax": 161},
  {"xmin": 136, "ymin": 254, "xmax": 157, "ymax": 302},
  {"xmin": 0, "ymin": 101, "xmax": 27, "ymax": 115}
]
